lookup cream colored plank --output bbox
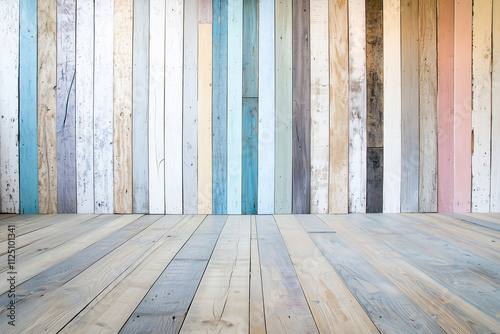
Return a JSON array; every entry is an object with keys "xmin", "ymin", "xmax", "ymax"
[
  {"xmin": 250, "ymin": 216, "xmax": 266, "ymax": 333},
  {"xmin": 492, "ymin": 0, "xmax": 500, "ymax": 212}
]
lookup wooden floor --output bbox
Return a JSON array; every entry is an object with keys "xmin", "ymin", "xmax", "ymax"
[{"xmin": 0, "ymin": 213, "xmax": 499, "ymax": 333}]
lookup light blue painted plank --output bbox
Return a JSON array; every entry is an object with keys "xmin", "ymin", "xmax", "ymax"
[
  {"xmin": 258, "ymin": 0, "xmax": 274, "ymax": 214},
  {"xmin": 212, "ymin": 0, "xmax": 228, "ymax": 214},
  {"xmin": 242, "ymin": 0, "xmax": 258, "ymax": 98},
  {"xmin": 20, "ymin": 0, "xmax": 38, "ymax": 214},
  {"xmin": 242, "ymin": 98, "xmax": 258, "ymax": 214},
  {"xmin": 227, "ymin": 0, "xmax": 242, "ymax": 214}
]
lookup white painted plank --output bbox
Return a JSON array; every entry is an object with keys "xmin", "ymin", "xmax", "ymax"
[
  {"xmin": 0, "ymin": 1, "xmax": 20, "ymax": 213},
  {"xmin": 76, "ymin": 0, "xmax": 94, "ymax": 213},
  {"xmin": 94, "ymin": 0, "xmax": 114, "ymax": 213},
  {"xmin": 310, "ymin": 0, "xmax": 329, "ymax": 214},
  {"xmin": 149, "ymin": 0, "xmax": 166, "ymax": 214},
  {"xmin": 471, "ymin": 0, "xmax": 492, "ymax": 212},
  {"xmin": 383, "ymin": 0, "xmax": 401, "ymax": 213},
  {"xmin": 492, "ymin": 0, "xmax": 500, "ymax": 212},
  {"xmin": 348, "ymin": 0, "xmax": 367, "ymax": 213}
]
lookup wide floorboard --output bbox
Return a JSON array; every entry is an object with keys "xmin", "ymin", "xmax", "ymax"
[{"xmin": 0, "ymin": 213, "xmax": 499, "ymax": 333}]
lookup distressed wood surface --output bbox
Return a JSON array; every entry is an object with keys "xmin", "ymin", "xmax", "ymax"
[
  {"xmin": 242, "ymin": 98, "xmax": 259, "ymax": 214},
  {"xmin": 348, "ymin": 0, "xmax": 367, "ymax": 213},
  {"xmin": 310, "ymin": 0, "xmax": 329, "ymax": 214},
  {"xmin": 471, "ymin": 0, "xmax": 492, "ymax": 212},
  {"xmin": 113, "ymin": 0, "xmax": 133, "ymax": 213},
  {"xmin": 20, "ymin": 0, "xmax": 38, "ymax": 214},
  {"xmin": 212, "ymin": 0, "xmax": 228, "ymax": 214},
  {"xmin": 492, "ymin": 0, "xmax": 500, "ymax": 212},
  {"xmin": 37, "ymin": 0, "xmax": 58, "ymax": 214},
  {"xmin": 274, "ymin": 0, "xmax": 293, "ymax": 214},
  {"xmin": 242, "ymin": 0, "xmax": 258, "ymax": 98},
  {"xmin": 227, "ymin": 0, "xmax": 243, "ymax": 214},
  {"xmin": 258, "ymin": 0, "xmax": 275, "ymax": 214},
  {"xmin": 401, "ymin": 0, "xmax": 419, "ymax": 212},
  {"xmin": 183, "ymin": 0, "xmax": 198, "ymax": 214},
  {"xmin": 454, "ymin": 0, "xmax": 472, "ymax": 212},
  {"xmin": 329, "ymin": 0, "xmax": 349, "ymax": 214},
  {"xmin": 132, "ymin": 0, "xmax": 149, "ymax": 213},
  {"xmin": 249, "ymin": 216, "xmax": 266, "ymax": 332},
  {"xmin": 383, "ymin": 0, "xmax": 401, "ymax": 213},
  {"xmin": 148, "ymin": 0, "xmax": 165, "ymax": 213},
  {"xmin": 292, "ymin": 0, "xmax": 311, "ymax": 214},
  {"xmin": 437, "ymin": 0, "xmax": 454, "ymax": 212},
  {"xmin": 56, "ymin": 0, "xmax": 77, "ymax": 214},
  {"xmin": 366, "ymin": 0, "xmax": 383, "ymax": 213},
  {"xmin": 199, "ymin": 0, "xmax": 212, "ymax": 23},
  {"xmin": 418, "ymin": 0, "xmax": 438, "ymax": 212},
  {"xmin": 75, "ymin": 0, "xmax": 94, "ymax": 214}
]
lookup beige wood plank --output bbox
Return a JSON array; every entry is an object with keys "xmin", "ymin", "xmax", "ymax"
[
  {"xmin": 0, "ymin": 214, "xmax": 15, "ymax": 221},
  {"xmin": 492, "ymin": 0, "xmax": 500, "ymax": 212},
  {"xmin": 0, "ymin": 214, "xmax": 57, "ymax": 240},
  {"xmin": 250, "ymin": 216, "xmax": 265, "ymax": 333}
]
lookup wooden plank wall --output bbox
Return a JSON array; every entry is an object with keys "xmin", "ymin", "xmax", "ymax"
[{"xmin": 1, "ymin": 0, "xmax": 499, "ymax": 214}]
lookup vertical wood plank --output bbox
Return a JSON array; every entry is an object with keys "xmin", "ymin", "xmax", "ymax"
[
  {"xmin": 0, "ymin": 1, "xmax": 20, "ymax": 213},
  {"xmin": 292, "ymin": 0, "xmax": 311, "ymax": 214},
  {"xmin": 183, "ymin": 0, "xmax": 198, "ymax": 214},
  {"xmin": 366, "ymin": 0, "xmax": 383, "ymax": 213},
  {"xmin": 437, "ymin": 0, "xmax": 454, "ymax": 212},
  {"xmin": 199, "ymin": 0, "xmax": 212, "ymax": 23},
  {"xmin": 454, "ymin": 0, "xmax": 472, "ymax": 212},
  {"xmin": 258, "ymin": 0, "xmax": 274, "ymax": 214},
  {"xmin": 148, "ymin": 0, "xmax": 165, "ymax": 213},
  {"xmin": 227, "ymin": 0, "xmax": 243, "ymax": 214},
  {"xmin": 329, "ymin": 0, "xmax": 349, "ymax": 214},
  {"xmin": 114, "ymin": 0, "xmax": 133, "ymax": 213},
  {"xmin": 76, "ymin": 0, "xmax": 94, "ymax": 213},
  {"xmin": 310, "ymin": 0, "xmax": 329, "ymax": 214},
  {"xmin": 20, "ymin": 0, "xmax": 38, "ymax": 214},
  {"xmin": 132, "ymin": 0, "xmax": 149, "ymax": 213},
  {"xmin": 419, "ymin": 0, "xmax": 438, "ymax": 212},
  {"xmin": 492, "ymin": 0, "xmax": 500, "ymax": 212},
  {"xmin": 242, "ymin": 98, "xmax": 259, "ymax": 214},
  {"xmin": 274, "ymin": 0, "xmax": 293, "ymax": 214},
  {"xmin": 471, "ymin": 0, "xmax": 492, "ymax": 212},
  {"xmin": 401, "ymin": 0, "xmax": 419, "ymax": 212},
  {"xmin": 56, "ymin": 0, "xmax": 76, "ymax": 214},
  {"xmin": 165, "ymin": 0, "xmax": 184, "ymax": 214},
  {"xmin": 38, "ymin": 0, "xmax": 58, "ymax": 214},
  {"xmin": 348, "ymin": 0, "xmax": 367, "ymax": 213}
]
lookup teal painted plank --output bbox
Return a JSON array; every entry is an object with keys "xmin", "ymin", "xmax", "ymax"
[
  {"xmin": 20, "ymin": 0, "xmax": 38, "ymax": 214},
  {"xmin": 242, "ymin": 98, "xmax": 258, "ymax": 214},
  {"xmin": 212, "ymin": 0, "xmax": 228, "ymax": 214},
  {"xmin": 242, "ymin": 0, "xmax": 258, "ymax": 98}
]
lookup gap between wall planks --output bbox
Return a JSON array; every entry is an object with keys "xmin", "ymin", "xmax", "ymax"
[
  {"xmin": 37, "ymin": 0, "xmax": 58, "ymax": 214},
  {"xmin": 113, "ymin": 0, "xmax": 133, "ymax": 213},
  {"xmin": 348, "ymin": 0, "xmax": 367, "ymax": 213},
  {"xmin": 492, "ymin": 0, "xmax": 500, "ymax": 212},
  {"xmin": 133, "ymin": 0, "xmax": 149, "ymax": 214},
  {"xmin": 471, "ymin": 0, "xmax": 492, "ymax": 212},
  {"xmin": 274, "ymin": 0, "xmax": 293, "ymax": 214},
  {"xmin": 329, "ymin": 0, "xmax": 349, "ymax": 214},
  {"xmin": 453, "ymin": 0, "xmax": 472, "ymax": 212},
  {"xmin": 437, "ymin": 0, "xmax": 454, "ymax": 212},
  {"xmin": 76, "ymin": 0, "xmax": 94, "ymax": 214},
  {"xmin": 418, "ymin": 0, "xmax": 438, "ymax": 212}
]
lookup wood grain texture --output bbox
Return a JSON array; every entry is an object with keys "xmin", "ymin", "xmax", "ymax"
[
  {"xmin": 75, "ymin": 0, "xmax": 94, "ymax": 213},
  {"xmin": 437, "ymin": 0, "xmax": 454, "ymax": 212},
  {"xmin": 212, "ymin": 0, "xmax": 228, "ymax": 214},
  {"xmin": 274, "ymin": 0, "xmax": 293, "ymax": 214},
  {"xmin": 471, "ymin": 0, "xmax": 492, "ymax": 212},
  {"xmin": 401, "ymin": 0, "xmax": 419, "ymax": 212},
  {"xmin": 310, "ymin": 0, "xmax": 329, "ymax": 214},
  {"xmin": 183, "ymin": 0, "xmax": 198, "ymax": 214},
  {"xmin": 148, "ymin": 0, "xmax": 165, "ymax": 213},
  {"xmin": 366, "ymin": 0, "xmax": 383, "ymax": 213},
  {"xmin": 454, "ymin": 0, "xmax": 472, "ymax": 212},
  {"xmin": 249, "ymin": 216, "xmax": 265, "ymax": 333},
  {"xmin": 258, "ymin": 0, "xmax": 275, "ymax": 214},
  {"xmin": 242, "ymin": 0, "xmax": 258, "ymax": 98},
  {"xmin": 492, "ymin": 0, "xmax": 500, "ymax": 212},
  {"xmin": 329, "ymin": 0, "xmax": 349, "ymax": 213},
  {"xmin": 418, "ymin": 0, "xmax": 438, "ymax": 212},
  {"xmin": 56, "ymin": 0, "xmax": 77, "ymax": 214},
  {"xmin": 227, "ymin": 0, "xmax": 243, "ymax": 214},
  {"xmin": 292, "ymin": 0, "xmax": 311, "ymax": 214},
  {"xmin": 20, "ymin": 0, "xmax": 38, "ymax": 214},
  {"xmin": 113, "ymin": 0, "xmax": 133, "ymax": 213},
  {"xmin": 242, "ymin": 98, "xmax": 259, "ymax": 214},
  {"xmin": 132, "ymin": 0, "xmax": 149, "ymax": 213},
  {"xmin": 198, "ymin": 23, "xmax": 213, "ymax": 214},
  {"xmin": 94, "ymin": 0, "xmax": 114, "ymax": 213},
  {"xmin": 37, "ymin": 0, "xmax": 58, "ymax": 214},
  {"xmin": 383, "ymin": 0, "xmax": 401, "ymax": 213},
  {"xmin": 348, "ymin": 0, "xmax": 367, "ymax": 213},
  {"xmin": 199, "ymin": 0, "xmax": 213, "ymax": 23}
]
